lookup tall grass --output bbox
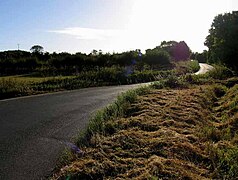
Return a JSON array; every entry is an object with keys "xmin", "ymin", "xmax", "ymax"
[
  {"xmin": 0, "ymin": 78, "xmax": 32, "ymax": 99},
  {"xmin": 199, "ymin": 84, "xmax": 238, "ymax": 179}
]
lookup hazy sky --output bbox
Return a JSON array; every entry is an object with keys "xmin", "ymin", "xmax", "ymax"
[{"xmin": 0, "ymin": 0, "xmax": 237, "ymax": 53}]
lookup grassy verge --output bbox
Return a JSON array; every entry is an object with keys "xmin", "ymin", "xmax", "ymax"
[
  {"xmin": 52, "ymin": 64, "xmax": 238, "ymax": 179},
  {"xmin": 198, "ymin": 83, "xmax": 238, "ymax": 179}
]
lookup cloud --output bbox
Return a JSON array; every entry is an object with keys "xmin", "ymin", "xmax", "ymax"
[{"xmin": 49, "ymin": 27, "xmax": 122, "ymax": 40}]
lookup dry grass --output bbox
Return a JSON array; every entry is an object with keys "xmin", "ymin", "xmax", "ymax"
[
  {"xmin": 52, "ymin": 86, "xmax": 220, "ymax": 179},
  {"xmin": 52, "ymin": 79, "xmax": 238, "ymax": 179}
]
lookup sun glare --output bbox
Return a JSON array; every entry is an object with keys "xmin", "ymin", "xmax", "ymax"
[
  {"xmin": 115, "ymin": 0, "xmax": 195, "ymax": 51},
  {"xmin": 114, "ymin": 0, "xmax": 233, "ymax": 52}
]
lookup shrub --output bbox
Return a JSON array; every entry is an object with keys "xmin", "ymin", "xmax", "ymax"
[
  {"xmin": 162, "ymin": 74, "xmax": 188, "ymax": 88},
  {"xmin": 174, "ymin": 60, "xmax": 200, "ymax": 75},
  {"xmin": 207, "ymin": 65, "xmax": 234, "ymax": 80},
  {"xmin": 144, "ymin": 49, "xmax": 171, "ymax": 68}
]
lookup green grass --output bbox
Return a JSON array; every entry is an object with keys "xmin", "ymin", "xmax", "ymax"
[
  {"xmin": 0, "ymin": 75, "xmax": 76, "ymax": 99},
  {"xmin": 197, "ymin": 82, "xmax": 238, "ymax": 179},
  {"xmin": 0, "ymin": 74, "xmax": 75, "ymax": 83}
]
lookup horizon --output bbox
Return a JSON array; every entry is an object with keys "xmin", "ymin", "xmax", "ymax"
[{"xmin": 1, "ymin": 0, "xmax": 237, "ymax": 54}]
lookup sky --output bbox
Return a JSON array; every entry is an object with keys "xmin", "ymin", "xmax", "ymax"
[{"xmin": 0, "ymin": 0, "xmax": 237, "ymax": 54}]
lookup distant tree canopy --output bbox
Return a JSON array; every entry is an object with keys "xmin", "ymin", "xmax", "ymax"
[
  {"xmin": 158, "ymin": 41, "xmax": 191, "ymax": 61},
  {"xmin": 190, "ymin": 50, "xmax": 208, "ymax": 63},
  {"xmin": 0, "ymin": 40, "xmax": 191, "ymax": 76},
  {"xmin": 145, "ymin": 48, "xmax": 171, "ymax": 67},
  {"xmin": 205, "ymin": 11, "xmax": 238, "ymax": 71},
  {"xmin": 30, "ymin": 45, "xmax": 44, "ymax": 54}
]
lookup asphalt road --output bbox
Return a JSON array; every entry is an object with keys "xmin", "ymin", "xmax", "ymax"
[
  {"xmin": 194, "ymin": 63, "xmax": 214, "ymax": 75},
  {"xmin": 0, "ymin": 84, "xmax": 145, "ymax": 180}
]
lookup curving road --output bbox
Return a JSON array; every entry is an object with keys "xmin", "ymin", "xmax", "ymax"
[
  {"xmin": 194, "ymin": 63, "xmax": 214, "ymax": 75},
  {"xmin": 0, "ymin": 84, "xmax": 146, "ymax": 180}
]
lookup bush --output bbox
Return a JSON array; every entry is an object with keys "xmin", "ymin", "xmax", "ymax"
[
  {"xmin": 208, "ymin": 65, "xmax": 234, "ymax": 80},
  {"xmin": 174, "ymin": 60, "xmax": 200, "ymax": 75},
  {"xmin": 144, "ymin": 49, "xmax": 171, "ymax": 68},
  {"xmin": 155, "ymin": 74, "xmax": 188, "ymax": 89}
]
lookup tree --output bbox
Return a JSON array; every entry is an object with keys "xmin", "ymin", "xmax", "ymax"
[
  {"xmin": 190, "ymin": 50, "xmax": 208, "ymax": 63},
  {"xmin": 145, "ymin": 48, "xmax": 171, "ymax": 68},
  {"xmin": 205, "ymin": 11, "xmax": 238, "ymax": 71},
  {"xmin": 30, "ymin": 45, "xmax": 44, "ymax": 54},
  {"xmin": 158, "ymin": 41, "xmax": 190, "ymax": 61},
  {"xmin": 171, "ymin": 41, "xmax": 190, "ymax": 61}
]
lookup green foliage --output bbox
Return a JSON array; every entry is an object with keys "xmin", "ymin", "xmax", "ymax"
[
  {"xmin": 198, "ymin": 84, "xmax": 238, "ymax": 179},
  {"xmin": 152, "ymin": 74, "xmax": 189, "ymax": 89},
  {"xmin": 0, "ymin": 41, "xmax": 192, "ymax": 77},
  {"xmin": 188, "ymin": 60, "xmax": 200, "ymax": 72},
  {"xmin": 174, "ymin": 60, "xmax": 200, "ymax": 75},
  {"xmin": 190, "ymin": 50, "xmax": 208, "ymax": 63},
  {"xmin": 144, "ymin": 48, "xmax": 171, "ymax": 67},
  {"xmin": 216, "ymin": 147, "xmax": 238, "ymax": 178},
  {"xmin": 30, "ymin": 45, "xmax": 44, "ymax": 54},
  {"xmin": 205, "ymin": 12, "xmax": 238, "ymax": 71},
  {"xmin": 159, "ymin": 40, "xmax": 191, "ymax": 61},
  {"xmin": 163, "ymin": 75, "xmax": 185, "ymax": 88},
  {"xmin": 0, "ymin": 66, "xmax": 163, "ymax": 99},
  {"xmin": 207, "ymin": 65, "xmax": 234, "ymax": 80},
  {"xmin": 187, "ymin": 65, "xmax": 235, "ymax": 85}
]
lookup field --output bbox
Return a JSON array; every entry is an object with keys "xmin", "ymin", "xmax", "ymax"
[
  {"xmin": 0, "ymin": 61, "xmax": 200, "ymax": 100},
  {"xmin": 0, "ymin": 75, "xmax": 76, "ymax": 99},
  {"xmin": 0, "ymin": 74, "xmax": 75, "ymax": 83},
  {"xmin": 52, "ymin": 70, "xmax": 238, "ymax": 179}
]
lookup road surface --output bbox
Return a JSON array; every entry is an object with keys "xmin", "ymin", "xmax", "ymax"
[
  {"xmin": 0, "ymin": 84, "xmax": 146, "ymax": 180},
  {"xmin": 195, "ymin": 63, "xmax": 214, "ymax": 75}
]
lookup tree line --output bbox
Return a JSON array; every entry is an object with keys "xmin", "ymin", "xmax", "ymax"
[
  {"xmin": 205, "ymin": 11, "xmax": 238, "ymax": 72},
  {"xmin": 0, "ymin": 41, "xmax": 191, "ymax": 76}
]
